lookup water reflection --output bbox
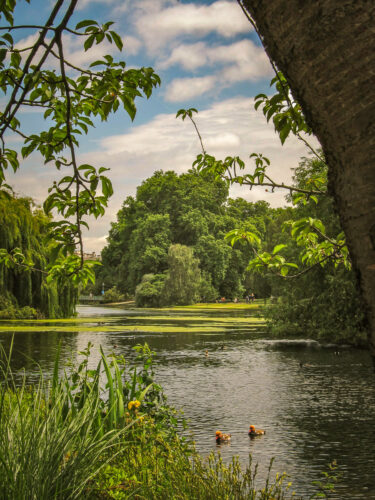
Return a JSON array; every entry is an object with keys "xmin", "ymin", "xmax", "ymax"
[{"xmin": 0, "ymin": 305, "xmax": 374, "ymax": 499}]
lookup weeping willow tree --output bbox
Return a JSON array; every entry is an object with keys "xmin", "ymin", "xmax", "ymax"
[{"xmin": 0, "ymin": 191, "xmax": 77, "ymax": 318}]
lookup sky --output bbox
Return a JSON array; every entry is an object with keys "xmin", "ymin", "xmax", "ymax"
[{"xmin": 6, "ymin": 0, "xmax": 319, "ymax": 252}]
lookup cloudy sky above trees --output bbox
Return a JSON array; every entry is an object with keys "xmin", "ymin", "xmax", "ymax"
[{"xmin": 7, "ymin": 0, "xmax": 317, "ymax": 251}]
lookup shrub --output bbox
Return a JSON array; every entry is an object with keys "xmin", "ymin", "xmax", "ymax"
[
  {"xmin": 135, "ymin": 273, "xmax": 167, "ymax": 307},
  {"xmin": 0, "ymin": 296, "xmax": 38, "ymax": 319},
  {"xmin": 102, "ymin": 286, "xmax": 125, "ymax": 304}
]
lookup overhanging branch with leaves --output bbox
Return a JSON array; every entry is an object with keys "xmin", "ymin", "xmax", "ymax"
[{"xmin": 0, "ymin": 0, "xmax": 161, "ymax": 287}]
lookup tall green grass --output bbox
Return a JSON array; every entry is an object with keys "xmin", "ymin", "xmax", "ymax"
[{"xmin": 0, "ymin": 341, "xmax": 126, "ymax": 499}]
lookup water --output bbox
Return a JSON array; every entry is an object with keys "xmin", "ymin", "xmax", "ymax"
[{"xmin": 1, "ymin": 304, "xmax": 374, "ymax": 498}]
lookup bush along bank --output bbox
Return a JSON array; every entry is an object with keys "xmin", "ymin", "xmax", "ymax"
[{"xmin": 0, "ymin": 341, "xmax": 338, "ymax": 499}]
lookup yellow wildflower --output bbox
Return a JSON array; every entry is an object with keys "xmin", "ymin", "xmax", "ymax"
[{"xmin": 128, "ymin": 400, "xmax": 141, "ymax": 410}]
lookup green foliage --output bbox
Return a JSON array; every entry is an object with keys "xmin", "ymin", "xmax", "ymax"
[
  {"xmin": 178, "ymin": 95, "xmax": 364, "ymax": 342},
  {"xmin": 135, "ymin": 274, "xmax": 167, "ymax": 308},
  {"xmin": 254, "ymin": 72, "xmax": 312, "ymax": 144},
  {"xmin": 178, "ymin": 76, "xmax": 347, "ymax": 280},
  {"xmin": 92, "ymin": 451, "xmax": 300, "ymax": 499},
  {"xmin": 0, "ymin": 346, "xmax": 121, "ymax": 499},
  {"xmin": 0, "ymin": 340, "xmax": 339, "ymax": 499},
  {"xmin": 265, "ymin": 269, "xmax": 367, "ymax": 345},
  {"xmin": 310, "ymin": 461, "xmax": 340, "ymax": 499},
  {"xmin": 0, "ymin": 191, "xmax": 77, "ymax": 317},
  {"xmin": 0, "ymin": 1, "xmax": 160, "ymax": 284},
  {"xmin": 102, "ymin": 286, "xmax": 125, "ymax": 304},
  {"xmin": 199, "ymin": 271, "xmax": 218, "ymax": 302},
  {"xmin": 0, "ymin": 296, "xmax": 38, "ymax": 319}
]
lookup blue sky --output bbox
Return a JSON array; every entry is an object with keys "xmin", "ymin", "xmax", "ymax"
[{"xmin": 6, "ymin": 0, "xmax": 317, "ymax": 251}]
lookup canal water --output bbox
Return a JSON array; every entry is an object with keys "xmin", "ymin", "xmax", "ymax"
[{"xmin": 0, "ymin": 304, "xmax": 374, "ymax": 499}]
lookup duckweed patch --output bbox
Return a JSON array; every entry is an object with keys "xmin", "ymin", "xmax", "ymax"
[
  {"xmin": 0, "ymin": 324, "xmax": 227, "ymax": 333},
  {"xmin": 0, "ymin": 316, "xmax": 120, "ymax": 324},
  {"xmin": 0, "ymin": 303, "xmax": 265, "ymax": 334}
]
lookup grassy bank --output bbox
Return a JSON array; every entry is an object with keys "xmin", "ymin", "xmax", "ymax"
[{"xmin": 0, "ymin": 341, "xmax": 336, "ymax": 499}]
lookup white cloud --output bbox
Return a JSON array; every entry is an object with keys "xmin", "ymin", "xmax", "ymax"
[
  {"xmin": 133, "ymin": 1, "xmax": 251, "ymax": 52},
  {"xmin": 205, "ymin": 132, "xmax": 241, "ymax": 150},
  {"xmin": 14, "ymin": 33, "xmax": 39, "ymax": 52},
  {"xmin": 113, "ymin": 0, "xmax": 176, "ymax": 16},
  {"xmin": 161, "ymin": 39, "xmax": 272, "ymax": 102},
  {"xmin": 77, "ymin": 0, "xmax": 116, "ymax": 10},
  {"xmin": 158, "ymin": 41, "xmax": 208, "ymax": 71},
  {"xmin": 122, "ymin": 35, "xmax": 142, "ymax": 56},
  {"xmin": 165, "ymin": 75, "xmax": 217, "ymax": 102},
  {"xmin": 160, "ymin": 40, "xmax": 269, "ymax": 75}
]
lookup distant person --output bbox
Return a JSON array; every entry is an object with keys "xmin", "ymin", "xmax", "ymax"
[
  {"xmin": 233, "ymin": 297, "xmax": 238, "ymax": 303},
  {"xmin": 250, "ymin": 293, "xmax": 255, "ymax": 303}
]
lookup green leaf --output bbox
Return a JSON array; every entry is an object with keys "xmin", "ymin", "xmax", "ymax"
[
  {"xmin": 122, "ymin": 95, "xmax": 136, "ymax": 121},
  {"xmin": 110, "ymin": 31, "xmax": 123, "ymax": 51},
  {"xmin": 176, "ymin": 109, "xmax": 186, "ymax": 119},
  {"xmin": 2, "ymin": 33, "xmax": 13, "ymax": 45},
  {"xmin": 0, "ymin": 49, "xmax": 7, "ymax": 63},
  {"xmin": 75, "ymin": 19, "xmax": 98, "ymax": 30},
  {"xmin": 280, "ymin": 266, "xmax": 289, "ymax": 276},
  {"xmin": 10, "ymin": 51, "xmax": 21, "ymax": 68},
  {"xmin": 272, "ymin": 244, "xmax": 287, "ymax": 254},
  {"xmin": 89, "ymin": 59, "xmax": 105, "ymax": 67},
  {"xmin": 279, "ymin": 122, "xmax": 291, "ymax": 144},
  {"xmin": 286, "ymin": 262, "xmax": 298, "ymax": 269},
  {"xmin": 84, "ymin": 35, "xmax": 95, "ymax": 51}
]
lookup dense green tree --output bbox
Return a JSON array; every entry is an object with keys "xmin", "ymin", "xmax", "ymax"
[
  {"xmin": 120, "ymin": 214, "xmax": 171, "ymax": 292},
  {"xmin": 100, "ymin": 169, "xmax": 271, "ymax": 301}
]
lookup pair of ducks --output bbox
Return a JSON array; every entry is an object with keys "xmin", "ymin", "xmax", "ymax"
[{"xmin": 216, "ymin": 425, "xmax": 265, "ymax": 443}]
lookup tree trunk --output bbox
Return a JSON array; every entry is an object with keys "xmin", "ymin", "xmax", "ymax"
[{"xmin": 241, "ymin": 0, "xmax": 375, "ymax": 367}]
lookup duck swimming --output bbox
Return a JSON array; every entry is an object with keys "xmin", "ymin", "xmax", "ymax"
[
  {"xmin": 248, "ymin": 425, "xmax": 265, "ymax": 436},
  {"xmin": 216, "ymin": 430, "xmax": 231, "ymax": 443}
]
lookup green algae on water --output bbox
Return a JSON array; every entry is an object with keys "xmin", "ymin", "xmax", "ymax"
[{"xmin": 0, "ymin": 325, "xmax": 227, "ymax": 333}]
